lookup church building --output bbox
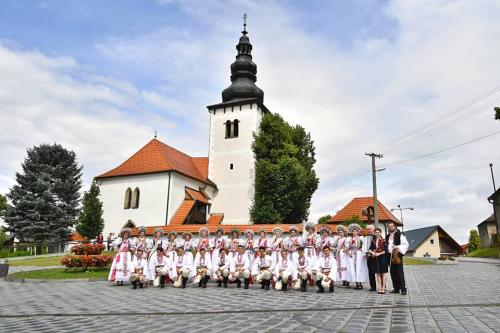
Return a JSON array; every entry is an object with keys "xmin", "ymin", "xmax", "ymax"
[{"xmin": 96, "ymin": 23, "xmax": 290, "ymax": 236}]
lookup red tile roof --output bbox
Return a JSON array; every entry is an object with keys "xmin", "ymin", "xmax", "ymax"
[
  {"xmin": 169, "ymin": 200, "xmax": 196, "ymax": 226},
  {"xmin": 96, "ymin": 138, "xmax": 213, "ymax": 184},
  {"xmin": 330, "ymin": 197, "xmax": 401, "ymax": 225},
  {"xmin": 186, "ymin": 187, "xmax": 210, "ymax": 204}
]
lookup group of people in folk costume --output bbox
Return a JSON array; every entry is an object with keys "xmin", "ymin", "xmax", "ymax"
[{"xmin": 108, "ymin": 222, "xmax": 408, "ymax": 294}]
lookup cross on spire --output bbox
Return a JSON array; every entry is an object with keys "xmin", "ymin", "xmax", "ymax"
[{"xmin": 242, "ymin": 12, "xmax": 248, "ymax": 35}]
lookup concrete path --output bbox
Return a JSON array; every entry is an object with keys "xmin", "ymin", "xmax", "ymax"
[
  {"xmin": 1, "ymin": 262, "xmax": 499, "ymax": 332},
  {"xmin": 457, "ymin": 257, "xmax": 500, "ymax": 264}
]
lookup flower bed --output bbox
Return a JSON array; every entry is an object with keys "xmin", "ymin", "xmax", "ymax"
[
  {"xmin": 61, "ymin": 255, "xmax": 113, "ymax": 269},
  {"xmin": 71, "ymin": 243, "xmax": 105, "ymax": 255}
]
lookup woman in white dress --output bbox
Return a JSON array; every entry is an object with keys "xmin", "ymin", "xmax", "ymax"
[
  {"xmin": 348, "ymin": 223, "xmax": 368, "ymax": 289},
  {"xmin": 336, "ymin": 225, "xmax": 351, "ymax": 287},
  {"xmin": 108, "ymin": 228, "xmax": 135, "ymax": 285}
]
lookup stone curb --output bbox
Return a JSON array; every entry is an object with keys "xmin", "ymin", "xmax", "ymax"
[{"xmin": 4, "ymin": 276, "xmax": 107, "ymax": 283}]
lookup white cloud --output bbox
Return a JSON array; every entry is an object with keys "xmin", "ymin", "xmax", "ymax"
[{"xmin": 1, "ymin": 0, "xmax": 500, "ymax": 244}]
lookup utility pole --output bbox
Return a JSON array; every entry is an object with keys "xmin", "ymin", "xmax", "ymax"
[
  {"xmin": 489, "ymin": 163, "xmax": 499, "ymax": 236},
  {"xmin": 366, "ymin": 153, "xmax": 383, "ymax": 229}
]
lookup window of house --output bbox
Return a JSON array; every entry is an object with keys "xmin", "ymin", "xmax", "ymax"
[
  {"xmin": 131, "ymin": 187, "xmax": 140, "ymax": 209},
  {"xmin": 233, "ymin": 119, "xmax": 239, "ymax": 137},
  {"xmin": 430, "ymin": 239, "xmax": 435, "ymax": 245},
  {"xmin": 225, "ymin": 119, "xmax": 239, "ymax": 139},
  {"xmin": 124, "ymin": 188, "xmax": 132, "ymax": 209}
]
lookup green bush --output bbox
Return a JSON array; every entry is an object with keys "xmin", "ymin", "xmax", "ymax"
[{"xmin": 0, "ymin": 250, "xmax": 31, "ymax": 258}]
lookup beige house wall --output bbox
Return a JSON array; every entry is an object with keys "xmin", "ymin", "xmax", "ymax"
[{"xmin": 413, "ymin": 229, "xmax": 441, "ymax": 258}]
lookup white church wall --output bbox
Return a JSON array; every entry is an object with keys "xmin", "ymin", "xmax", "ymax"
[
  {"xmin": 99, "ymin": 173, "xmax": 171, "ymax": 236},
  {"xmin": 208, "ymin": 103, "xmax": 264, "ymax": 224}
]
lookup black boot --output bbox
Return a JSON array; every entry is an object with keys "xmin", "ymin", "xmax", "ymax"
[
  {"xmin": 300, "ymin": 279, "xmax": 307, "ymax": 292},
  {"xmin": 265, "ymin": 279, "xmax": 270, "ymax": 291},
  {"xmin": 223, "ymin": 276, "xmax": 229, "ymax": 288},
  {"xmin": 261, "ymin": 280, "xmax": 265, "ymax": 289},
  {"xmin": 316, "ymin": 280, "xmax": 324, "ymax": 293},
  {"xmin": 243, "ymin": 278, "xmax": 249, "ymax": 289},
  {"xmin": 217, "ymin": 279, "xmax": 222, "ymax": 288},
  {"xmin": 236, "ymin": 279, "xmax": 241, "ymax": 288},
  {"xmin": 181, "ymin": 276, "xmax": 188, "ymax": 289},
  {"xmin": 283, "ymin": 281, "xmax": 288, "ymax": 292},
  {"xmin": 139, "ymin": 282, "xmax": 143, "ymax": 288},
  {"xmin": 160, "ymin": 275, "xmax": 166, "ymax": 288},
  {"xmin": 132, "ymin": 281, "xmax": 137, "ymax": 289},
  {"xmin": 202, "ymin": 275, "xmax": 209, "ymax": 288},
  {"xmin": 329, "ymin": 283, "xmax": 334, "ymax": 293}
]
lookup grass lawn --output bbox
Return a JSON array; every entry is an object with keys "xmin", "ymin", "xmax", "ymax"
[
  {"xmin": 404, "ymin": 257, "xmax": 434, "ymax": 265},
  {"xmin": 7, "ymin": 256, "xmax": 65, "ymax": 267},
  {"xmin": 467, "ymin": 247, "xmax": 500, "ymax": 258},
  {"xmin": 9, "ymin": 267, "xmax": 110, "ymax": 280}
]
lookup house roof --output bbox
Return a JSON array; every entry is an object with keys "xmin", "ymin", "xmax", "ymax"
[
  {"xmin": 96, "ymin": 138, "xmax": 214, "ymax": 185},
  {"xmin": 488, "ymin": 187, "xmax": 500, "ymax": 201},
  {"xmin": 403, "ymin": 225, "xmax": 463, "ymax": 253},
  {"xmin": 478, "ymin": 213, "xmax": 496, "ymax": 227},
  {"xmin": 330, "ymin": 197, "xmax": 402, "ymax": 225}
]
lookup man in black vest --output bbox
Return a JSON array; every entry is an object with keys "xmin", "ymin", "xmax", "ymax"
[
  {"xmin": 385, "ymin": 222, "xmax": 409, "ymax": 295},
  {"xmin": 363, "ymin": 224, "xmax": 377, "ymax": 291}
]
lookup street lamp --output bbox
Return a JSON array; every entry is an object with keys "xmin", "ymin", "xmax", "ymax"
[{"xmin": 390, "ymin": 204, "xmax": 414, "ymax": 232}]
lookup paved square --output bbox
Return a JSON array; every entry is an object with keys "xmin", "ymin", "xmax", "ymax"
[{"xmin": 1, "ymin": 262, "xmax": 499, "ymax": 332}]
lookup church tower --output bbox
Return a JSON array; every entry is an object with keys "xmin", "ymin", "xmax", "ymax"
[{"xmin": 207, "ymin": 18, "xmax": 269, "ymax": 224}]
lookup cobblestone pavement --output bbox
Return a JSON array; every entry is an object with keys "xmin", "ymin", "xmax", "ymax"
[
  {"xmin": 1, "ymin": 262, "xmax": 499, "ymax": 332},
  {"xmin": 7, "ymin": 265, "xmax": 63, "ymax": 274}
]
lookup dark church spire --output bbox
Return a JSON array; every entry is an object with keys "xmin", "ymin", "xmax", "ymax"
[{"xmin": 221, "ymin": 14, "xmax": 264, "ymax": 103}]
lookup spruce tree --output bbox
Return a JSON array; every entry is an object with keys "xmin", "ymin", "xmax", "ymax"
[
  {"xmin": 251, "ymin": 113, "xmax": 319, "ymax": 224},
  {"xmin": 5, "ymin": 144, "xmax": 82, "ymax": 244},
  {"xmin": 75, "ymin": 180, "xmax": 104, "ymax": 241},
  {"xmin": 468, "ymin": 229, "xmax": 481, "ymax": 252}
]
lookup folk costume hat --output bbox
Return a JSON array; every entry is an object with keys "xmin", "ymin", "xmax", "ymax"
[
  {"xmin": 348, "ymin": 223, "xmax": 362, "ymax": 233},
  {"xmin": 305, "ymin": 222, "xmax": 316, "ymax": 232},
  {"xmin": 258, "ymin": 228, "xmax": 267, "ymax": 235},
  {"xmin": 168, "ymin": 231, "xmax": 178, "ymax": 237},
  {"xmin": 288, "ymin": 225, "xmax": 299, "ymax": 233},
  {"xmin": 229, "ymin": 227, "xmax": 241, "ymax": 236},
  {"xmin": 199, "ymin": 227, "xmax": 209, "ymax": 236},
  {"xmin": 120, "ymin": 227, "xmax": 132, "ymax": 237},
  {"xmin": 153, "ymin": 227, "xmax": 164, "ymax": 237},
  {"xmin": 272, "ymin": 226, "xmax": 283, "ymax": 234},
  {"xmin": 182, "ymin": 231, "xmax": 193, "ymax": 238},
  {"xmin": 215, "ymin": 227, "xmax": 224, "ymax": 235},
  {"xmin": 245, "ymin": 229, "xmax": 254, "ymax": 236},
  {"xmin": 336, "ymin": 225, "xmax": 347, "ymax": 234},
  {"xmin": 319, "ymin": 226, "xmax": 331, "ymax": 235},
  {"xmin": 137, "ymin": 226, "xmax": 147, "ymax": 235}
]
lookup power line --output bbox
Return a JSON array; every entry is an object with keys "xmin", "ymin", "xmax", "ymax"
[
  {"xmin": 382, "ymin": 130, "xmax": 500, "ymax": 167},
  {"xmin": 373, "ymin": 85, "xmax": 500, "ymax": 151}
]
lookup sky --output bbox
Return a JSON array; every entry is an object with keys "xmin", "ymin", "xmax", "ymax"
[{"xmin": 1, "ymin": 0, "xmax": 500, "ymax": 243}]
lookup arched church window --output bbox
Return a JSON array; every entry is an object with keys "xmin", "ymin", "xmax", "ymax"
[
  {"xmin": 225, "ymin": 120, "xmax": 232, "ymax": 138},
  {"xmin": 233, "ymin": 119, "xmax": 239, "ymax": 137},
  {"xmin": 132, "ymin": 187, "xmax": 140, "ymax": 209},
  {"xmin": 124, "ymin": 188, "xmax": 132, "ymax": 209}
]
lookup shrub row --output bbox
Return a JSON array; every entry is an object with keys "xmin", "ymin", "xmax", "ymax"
[
  {"xmin": 61, "ymin": 255, "xmax": 113, "ymax": 268},
  {"xmin": 70, "ymin": 243, "xmax": 105, "ymax": 255}
]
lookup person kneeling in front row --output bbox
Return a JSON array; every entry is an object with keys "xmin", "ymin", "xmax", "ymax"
[
  {"xmin": 213, "ymin": 248, "xmax": 230, "ymax": 288},
  {"xmin": 312, "ymin": 246, "xmax": 337, "ymax": 293},
  {"xmin": 252, "ymin": 246, "xmax": 275, "ymax": 291},
  {"xmin": 130, "ymin": 249, "xmax": 148, "ymax": 289},
  {"xmin": 229, "ymin": 245, "xmax": 251, "ymax": 289},
  {"xmin": 171, "ymin": 247, "xmax": 193, "ymax": 289},
  {"xmin": 192, "ymin": 247, "xmax": 212, "ymax": 288}
]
